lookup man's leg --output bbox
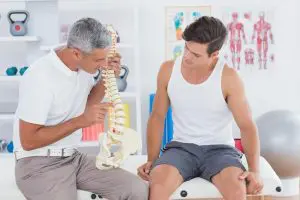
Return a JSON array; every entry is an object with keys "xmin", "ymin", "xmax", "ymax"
[
  {"xmin": 75, "ymin": 152, "xmax": 148, "ymax": 200},
  {"xmin": 149, "ymin": 142, "xmax": 199, "ymax": 200},
  {"xmin": 201, "ymin": 145, "xmax": 247, "ymax": 200},
  {"xmin": 15, "ymin": 156, "xmax": 78, "ymax": 200},
  {"xmin": 212, "ymin": 166, "xmax": 246, "ymax": 200},
  {"xmin": 149, "ymin": 165, "xmax": 183, "ymax": 200}
]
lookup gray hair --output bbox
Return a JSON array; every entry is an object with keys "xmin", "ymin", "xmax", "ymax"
[{"xmin": 67, "ymin": 18, "xmax": 111, "ymax": 53}]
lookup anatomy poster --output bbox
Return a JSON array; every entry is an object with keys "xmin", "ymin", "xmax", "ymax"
[
  {"xmin": 215, "ymin": 8, "xmax": 275, "ymax": 72},
  {"xmin": 165, "ymin": 6, "xmax": 211, "ymax": 60}
]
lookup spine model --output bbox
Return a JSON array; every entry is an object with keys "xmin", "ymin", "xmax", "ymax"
[{"xmin": 96, "ymin": 25, "xmax": 141, "ymax": 170}]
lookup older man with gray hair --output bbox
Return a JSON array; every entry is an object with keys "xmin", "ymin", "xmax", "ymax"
[{"xmin": 13, "ymin": 17, "xmax": 148, "ymax": 200}]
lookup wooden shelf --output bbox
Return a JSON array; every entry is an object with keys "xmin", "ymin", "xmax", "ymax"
[{"xmin": 0, "ymin": 36, "xmax": 41, "ymax": 42}]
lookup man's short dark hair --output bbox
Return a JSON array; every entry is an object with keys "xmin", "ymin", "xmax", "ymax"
[{"xmin": 182, "ymin": 16, "xmax": 227, "ymax": 56}]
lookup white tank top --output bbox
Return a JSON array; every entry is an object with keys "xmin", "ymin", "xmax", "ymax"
[{"xmin": 167, "ymin": 56, "xmax": 235, "ymax": 147}]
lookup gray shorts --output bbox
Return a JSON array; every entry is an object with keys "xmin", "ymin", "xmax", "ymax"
[{"xmin": 152, "ymin": 141, "xmax": 246, "ymax": 182}]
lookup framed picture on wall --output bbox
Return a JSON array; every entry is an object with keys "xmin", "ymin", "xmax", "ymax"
[
  {"xmin": 213, "ymin": 7, "xmax": 276, "ymax": 73},
  {"xmin": 165, "ymin": 6, "xmax": 211, "ymax": 60}
]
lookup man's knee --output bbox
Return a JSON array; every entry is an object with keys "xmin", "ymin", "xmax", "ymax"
[
  {"xmin": 149, "ymin": 182, "xmax": 171, "ymax": 200},
  {"xmin": 212, "ymin": 166, "xmax": 247, "ymax": 200},
  {"xmin": 149, "ymin": 182, "xmax": 165, "ymax": 193},
  {"xmin": 148, "ymin": 164, "xmax": 183, "ymax": 199}
]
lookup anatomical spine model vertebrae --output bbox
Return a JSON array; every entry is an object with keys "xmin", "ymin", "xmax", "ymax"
[{"xmin": 96, "ymin": 25, "xmax": 141, "ymax": 170}]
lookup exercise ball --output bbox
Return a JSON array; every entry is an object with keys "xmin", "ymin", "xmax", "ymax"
[{"xmin": 256, "ymin": 110, "xmax": 300, "ymax": 178}]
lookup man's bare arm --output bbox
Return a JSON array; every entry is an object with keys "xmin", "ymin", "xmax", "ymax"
[
  {"xmin": 20, "ymin": 117, "xmax": 84, "ymax": 151},
  {"xmin": 223, "ymin": 66, "xmax": 260, "ymax": 172},
  {"xmin": 87, "ymin": 79, "xmax": 106, "ymax": 106},
  {"xmin": 147, "ymin": 61, "xmax": 173, "ymax": 162},
  {"xmin": 20, "ymin": 103, "xmax": 110, "ymax": 151}
]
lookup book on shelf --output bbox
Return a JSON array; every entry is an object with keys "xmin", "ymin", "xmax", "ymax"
[{"xmin": 82, "ymin": 123, "xmax": 104, "ymax": 141}]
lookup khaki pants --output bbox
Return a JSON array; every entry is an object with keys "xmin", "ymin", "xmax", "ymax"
[{"xmin": 15, "ymin": 150, "xmax": 148, "ymax": 200}]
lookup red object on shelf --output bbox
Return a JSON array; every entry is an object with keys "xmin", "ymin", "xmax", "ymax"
[
  {"xmin": 82, "ymin": 123, "xmax": 104, "ymax": 141},
  {"xmin": 234, "ymin": 138, "xmax": 244, "ymax": 153}
]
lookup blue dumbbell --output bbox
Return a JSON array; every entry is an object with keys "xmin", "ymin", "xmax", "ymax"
[
  {"xmin": 20, "ymin": 66, "xmax": 28, "ymax": 76},
  {"xmin": 7, "ymin": 141, "xmax": 14, "ymax": 153},
  {"xmin": 6, "ymin": 66, "xmax": 18, "ymax": 76}
]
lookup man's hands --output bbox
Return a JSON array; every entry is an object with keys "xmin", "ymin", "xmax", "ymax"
[
  {"xmin": 137, "ymin": 161, "xmax": 153, "ymax": 181},
  {"xmin": 107, "ymin": 52, "xmax": 121, "ymax": 77},
  {"xmin": 239, "ymin": 171, "xmax": 264, "ymax": 195},
  {"xmin": 79, "ymin": 103, "xmax": 111, "ymax": 127}
]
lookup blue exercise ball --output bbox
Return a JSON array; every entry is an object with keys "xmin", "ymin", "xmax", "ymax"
[{"xmin": 256, "ymin": 110, "xmax": 300, "ymax": 178}]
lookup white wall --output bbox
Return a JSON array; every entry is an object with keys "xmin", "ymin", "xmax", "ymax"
[{"xmin": 137, "ymin": 0, "xmax": 300, "ymax": 152}]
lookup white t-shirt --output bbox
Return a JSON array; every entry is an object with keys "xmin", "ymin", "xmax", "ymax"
[{"xmin": 13, "ymin": 47, "xmax": 96, "ymax": 152}]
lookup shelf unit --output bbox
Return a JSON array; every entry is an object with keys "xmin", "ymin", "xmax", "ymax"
[{"xmin": 0, "ymin": 0, "xmax": 142, "ymax": 154}]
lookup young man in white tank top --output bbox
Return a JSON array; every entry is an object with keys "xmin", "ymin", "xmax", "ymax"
[{"xmin": 138, "ymin": 16, "xmax": 263, "ymax": 200}]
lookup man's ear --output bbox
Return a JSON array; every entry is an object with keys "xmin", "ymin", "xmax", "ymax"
[
  {"xmin": 211, "ymin": 50, "xmax": 219, "ymax": 59},
  {"xmin": 71, "ymin": 48, "xmax": 83, "ymax": 60}
]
